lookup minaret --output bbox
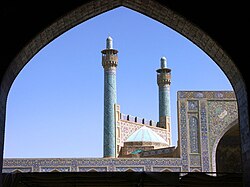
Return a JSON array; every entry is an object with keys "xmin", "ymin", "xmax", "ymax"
[
  {"xmin": 156, "ymin": 57, "xmax": 171, "ymax": 145},
  {"xmin": 101, "ymin": 36, "xmax": 118, "ymax": 158}
]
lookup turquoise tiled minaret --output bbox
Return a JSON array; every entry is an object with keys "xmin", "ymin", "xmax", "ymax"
[
  {"xmin": 156, "ymin": 57, "xmax": 171, "ymax": 145},
  {"xmin": 101, "ymin": 36, "xmax": 118, "ymax": 158}
]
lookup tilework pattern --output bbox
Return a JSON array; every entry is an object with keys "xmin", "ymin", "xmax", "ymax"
[
  {"xmin": 190, "ymin": 154, "xmax": 201, "ymax": 167},
  {"xmin": 200, "ymin": 101, "xmax": 210, "ymax": 172},
  {"xmin": 208, "ymin": 100, "xmax": 238, "ymax": 152},
  {"xmin": 179, "ymin": 101, "xmax": 189, "ymax": 171},
  {"xmin": 3, "ymin": 158, "xmax": 183, "ymax": 173},
  {"xmin": 189, "ymin": 116, "xmax": 199, "ymax": 153},
  {"xmin": 103, "ymin": 68, "xmax": 117, "ymax": 157},
  {"xmin": 177, "ymin": 91, "xmax": 238, "ymax": 172},
  {"xmin": 102, "ymin": 43, "xmax": 118, "ymax": 158},
  {"xmin": 159, "ymin": 85, "xmax": 171, "ymax": 118},
  {"xmin": 119, "ymin": 121, "xmax": 168, "ymax": 146}
]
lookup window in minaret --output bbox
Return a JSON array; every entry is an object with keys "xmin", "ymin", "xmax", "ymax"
[{"xmin": 189, "ymin": 116, "xmax": 199, "ymax": 153}]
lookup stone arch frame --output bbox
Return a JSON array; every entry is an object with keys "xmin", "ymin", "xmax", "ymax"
[
  {"xmin": 0, "ymin": 0, "xmax": 248, "ymax": 183},
  {"xmin": 211, "ymin": 119, "xmax": 239, "ymax": 172}
]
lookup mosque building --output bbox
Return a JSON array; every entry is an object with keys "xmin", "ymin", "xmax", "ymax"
[
  {"xmin": 102, "ymin": 36, "xmax": 173, "ymax": 158},
  {"xmin": 3, "ymin": 37, "xmax": 241, "ymax": 173}
]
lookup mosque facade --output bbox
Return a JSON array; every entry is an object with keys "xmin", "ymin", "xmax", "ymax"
[{"xmin": 3, "ymin": 37, "xmax": 240, "ymax": 173}]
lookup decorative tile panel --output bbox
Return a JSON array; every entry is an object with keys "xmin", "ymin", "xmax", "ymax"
[
  {"xmin": 188, "ymin": 100, "xmax": 198, "ymax": 111},
  {"xmin": 200, "ymin": 101, "xmax": 210, "ymax": 172},
  {"xmin": 40, "ymin": 167, "xmax": 70, "ymax": 172},
  {"xmin": 190, "ymin": 154, "xmax": 201, "ymax": 166},
  {"xmin": 208, "ymin": 100, "xmax": 238, "ymax": 152},
  {"xmin": 119, "ymin": 121, "xmax": 168, "ymax": 146},
  {"xmin": 189, "ymin": 115, "xmax": 199, "ymax": 153},
  {"xmin": 2, "ymin": 167, "xmax": 32, "ymax": 173},
  {"xmin": 103, "ymin": 68, "xmax": 117, "ymax": 157},
  {"xmin": 116, "ymin": 167, "xmax": 144, "ymax": 172},
  {"xmin": 153, "ymin": 167, "xmax": 181, "ymax": 172},
  {"xmin": 78, "ymin": 167, "xmax": 107, "ymax": 172},
  {"xmin": 179, "ymin": 101, "xmax": 189, "ymax": 171}
]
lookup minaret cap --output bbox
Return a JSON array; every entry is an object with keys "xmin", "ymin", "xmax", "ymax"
[
  {"xmin": 106, "ymin": 36, "xmax": 113, "ymax": 49},
  {"xmin": 161, "ymin": 56, "xmax": 167, "ymax": 68}
]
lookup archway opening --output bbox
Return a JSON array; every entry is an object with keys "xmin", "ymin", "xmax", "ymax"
[
  {"xmin": 3, "ymin": 6, "xmax": 234, "ymax": 159},
  {"xmin": 216, "ymin": 125, "xmax": 242, "ymax": 173}
]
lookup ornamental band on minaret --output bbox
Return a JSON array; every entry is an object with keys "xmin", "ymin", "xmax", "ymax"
[
  {"xmin": 101, "ymin": 36, "xmax": 118, "ymax": 158},
  {"xmin": 156, "ymin": 57, "xmax": 171, "ymax": 145}
]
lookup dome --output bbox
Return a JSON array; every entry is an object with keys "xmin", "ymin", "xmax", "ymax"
[{"xmin": 125, "ymin": 126, "xmax": 167, "ymax": 144}]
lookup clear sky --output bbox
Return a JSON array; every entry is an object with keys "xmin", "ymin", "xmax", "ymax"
[{"xmin": 3, "ymin": 7, "xmax": 233, "ymax": 158}]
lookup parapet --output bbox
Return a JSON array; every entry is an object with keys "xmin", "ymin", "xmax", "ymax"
[{"xmin": 120, "ymin": 113, "xmax": 158, "ymax": 127}]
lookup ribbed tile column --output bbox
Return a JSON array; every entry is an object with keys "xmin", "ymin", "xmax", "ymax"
[
  {"xmin": 156, "ymin": 57, "xmax": 171, "ymax": 145},
  {"xmin": 101, "ymin": 37, "xmax": 118, "ymax": 158}
]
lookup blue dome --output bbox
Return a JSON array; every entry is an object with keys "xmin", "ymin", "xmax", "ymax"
[{"xmin": 125, "ymin": 126, "xmax": 167, "ymax": 144}]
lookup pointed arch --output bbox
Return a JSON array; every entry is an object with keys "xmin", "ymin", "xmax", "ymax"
[
  {"xmin": 215, "ymin": 124, "xmax": 242, "ymax": 172},
  {"xmin": 0, "ymin": 0, "xmax": 248, "ymax": 182},
  {"xmin": 125, "ymin": 168, "xmax": 135, "ymax": 172},
  {"xmin": 50, "ymin": 169, "xmax": 60, "ymax": 172},
  {"xmin": 211, "ymin": 119, "xmax": 239, "ymax": 172},
  {"xmin": 12, "ymin": 169, "xmax": 22, "ymax": 173},
  {"xmin": 162, "ymin": 169, "xmax": 172, "ymax": 172},
  {"xmin": 88, "ymin": 169, "xmax": 98, "ymax": 172},
  {"xmin": 191, "ymin": 169, "xmax": 200, "ymax": 172}
]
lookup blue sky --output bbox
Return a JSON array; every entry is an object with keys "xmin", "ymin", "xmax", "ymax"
[{"xmin": 3, "ymin": 7, "xmax": 233, "ymax": 158}]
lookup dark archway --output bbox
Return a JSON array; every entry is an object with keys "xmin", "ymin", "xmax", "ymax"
[
  {"xmin": 216, "ymin": 125, "xmax": 242, "ymax": 173},
  {"xmin": 1, "ymin": 0, "xmax": 249, "ymax": 186}
]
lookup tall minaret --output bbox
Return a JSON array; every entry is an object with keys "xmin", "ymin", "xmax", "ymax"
[
  {"xmin": 156, "ymin": 57, "xmax": 171, "ymax": 145},
  {"xmin": 101, "ymin": 36, "xmax": 118, "ymax": 158}
]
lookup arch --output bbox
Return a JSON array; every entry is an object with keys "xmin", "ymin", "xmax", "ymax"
[
  {"xmin": 211, "ymin": 119, "xmax": 239, "ymax": 172},
  {"xmin": 161, "ymin": 168, "xmax": 172, "ymax": 172},
  {"xmin": 12, "ymin": 169, "xmax": 22, "ymax": 173},
  {"xmin": 125, "ymin": 168, "xmax": 135, "ymax": 172},
  {"xmin": 50, "ymin": 169, "xmax": 60, "ymax": 172},
  {"xmin": 88, "ymin": 169, "xmax": 98, "ymax": 172},
  {"xmin": 191, "ymin": 169, "xmax": 200, "ymax": 172},
  {"xmin": 0, "ymin": 0, "xmax": 248, "ymax": 182},
  {"xmin": 215, "ymin": 125, "xmax": 242, "ymax": 172}
]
